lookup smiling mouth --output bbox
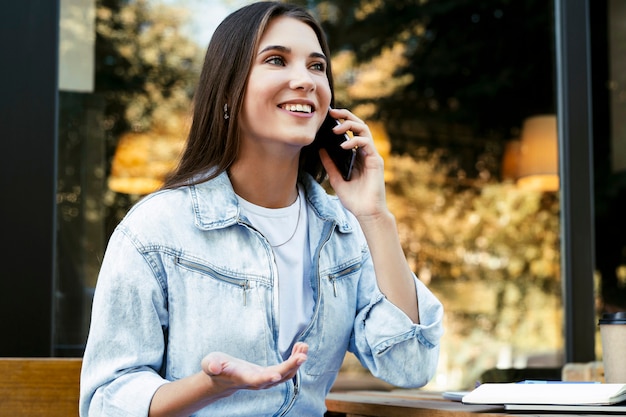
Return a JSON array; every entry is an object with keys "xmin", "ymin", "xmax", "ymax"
[{"xmin": 280, "ymin": 103, "xmax": 313, "ymax": 113}]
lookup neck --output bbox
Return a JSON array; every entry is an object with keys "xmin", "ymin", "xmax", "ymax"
[{"xmin": 228, "ymin": 162, "xmax": 299, "ymax": 208}]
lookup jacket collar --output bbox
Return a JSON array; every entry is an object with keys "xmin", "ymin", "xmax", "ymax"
[{"xmin": 189, "ymin": 171, "xmax": 353, "ymax": 233}]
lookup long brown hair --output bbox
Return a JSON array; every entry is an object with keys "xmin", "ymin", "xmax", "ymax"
[{"xmin": 162, "ymin": 1, "xmax": 334, "ymax": 189}]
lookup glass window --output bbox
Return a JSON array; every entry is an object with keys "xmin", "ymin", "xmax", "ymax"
[
  {"xmin": 315, "ymin": 0, "xmax": 562, "ymax": 390},
  {"xmin": 55, "ymin": 0, "xmax": 570, "ymax": 390},
  {"xmin": 592, "ymin": 0, "xmax": 626, "ymax": 318},
  {"xmin": 56, "ymin": 0, "xmax": 102, "ymax": 356}
]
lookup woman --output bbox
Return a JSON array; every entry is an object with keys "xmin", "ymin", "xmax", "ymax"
[{"xmin": 79, "ymin": 2, "xmax": 444, "ymax": 416}]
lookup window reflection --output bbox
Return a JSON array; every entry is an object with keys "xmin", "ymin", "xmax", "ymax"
[
  {"xmin": 315, "ymin": 0, "xmax": 563, "ymax": 389},
  {"xmin": 593, "ymin": 0, "xmax": 626, "ymax": 317}
]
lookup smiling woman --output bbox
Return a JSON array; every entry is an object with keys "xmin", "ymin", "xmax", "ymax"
[
  {"xmin": 2, "ymin": 0, "xmax": 608, "ymax": 413},
  {"xmin": 79, "ymin": 2, "xmax": 443, "ymax": 416},
  {"xmin": 230, "ymin": 15, "xmax": 333, "ymax": 197}
]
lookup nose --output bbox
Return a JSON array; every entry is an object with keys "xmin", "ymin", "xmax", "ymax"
[{"xmin": 289, "ymin": 65, "xmax": 316, "ymax": 91}]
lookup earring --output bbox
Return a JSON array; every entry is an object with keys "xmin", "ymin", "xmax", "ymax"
[{"xmin": 223, "ymin": 103, "xmax": 229, "ymax": 120}]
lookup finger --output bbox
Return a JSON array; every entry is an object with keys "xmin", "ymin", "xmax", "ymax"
[
  {"xmin": 284, "ymin": 350, "xmax": 307, "ymax": 368},
  {"xmin": 291, "ymin": 342, "xmax": 308, "ymax": 364},
  {"xmin": 329, "ymin": 108, "xmax": 364, "ymax": 124},
  {"xmin": 328, "ymin": 109, "xmax": 365, "ymax": 134},
  {"xmin": 331, "ymin": 120, "xmax": 369, "ymax": 141},
  {"xmin": 272, "ymin": 350, "xmax": 308, "ymax": 378},
  {"xmin": 201, "ymin": 353, "xmax": 226, "ymax": 376},
  {"xmin": 291, "ymin": 342, "xmax": 309, "ymax": 354}
]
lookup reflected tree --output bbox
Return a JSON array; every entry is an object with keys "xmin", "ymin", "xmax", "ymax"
[
  {"xmin": 305, "ymin": 0, "xmax": 555, "ymax": 178},
  {"xmin": 94, "ymin": 0, "xmax": 202, "ymax": 230},
  {"xmin": 55, "ymin": 0, "xmax": 202, "ymax": 355}
]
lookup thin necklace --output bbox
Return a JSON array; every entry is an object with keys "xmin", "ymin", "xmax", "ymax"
[{"xmin": 271, "ymin": 192, "xmax": 301, "ymax": 248}]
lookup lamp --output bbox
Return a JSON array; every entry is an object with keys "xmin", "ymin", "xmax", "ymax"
[
  {"xmin": 501, "ymin": 139, "xmax": 521, "ymax": 181},
  {"xmin": 516, "ymin": 115, "xmax": 559, "ymax": 192}
]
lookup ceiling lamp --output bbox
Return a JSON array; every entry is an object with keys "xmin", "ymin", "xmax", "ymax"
[{"xmin": 516, "ymin": 115, "xmax": 559, "ymax": 192}]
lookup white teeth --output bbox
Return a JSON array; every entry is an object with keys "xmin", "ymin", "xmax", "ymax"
[{"xmin": 283, "ymin": 103, "xmax": 312, "ymax": 113}]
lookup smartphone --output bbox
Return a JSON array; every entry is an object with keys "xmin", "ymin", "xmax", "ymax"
[{"xmin": 315, "ymin": 111, "xmax": 357, "ymax": 181}]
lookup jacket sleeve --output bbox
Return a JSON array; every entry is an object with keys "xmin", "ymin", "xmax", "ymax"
[
  {"xmin": 79, "ymin": 225, "xmax": 170, "ymax": 417},
  {"xmin": 349, "ymin": 253, "xmax": 444, "ymax": 388}
]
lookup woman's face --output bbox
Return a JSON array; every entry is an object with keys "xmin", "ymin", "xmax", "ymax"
[{"xmin": 239, "ymin": 16, "xmax": 332, "ymax": 154}]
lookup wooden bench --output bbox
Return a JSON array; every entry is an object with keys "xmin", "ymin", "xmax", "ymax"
[{"xmin": 0, "ymin": 357, "xmax": 82, "ymax": 416}]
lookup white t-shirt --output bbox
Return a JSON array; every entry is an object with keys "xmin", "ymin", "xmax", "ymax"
[{"xmin": 236, "ymin": 186, "xmax": 313, "ymax": 358}]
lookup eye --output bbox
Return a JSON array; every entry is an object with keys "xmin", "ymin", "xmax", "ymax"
[
  {"xmin": 265, "ymin": 56, "xmax": 285, "ymax": 66},
  {"xmin": 310, "ymin": 61, "xmax": 326, "ymax": 72}
]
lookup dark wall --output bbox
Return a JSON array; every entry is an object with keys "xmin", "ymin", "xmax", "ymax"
[{"xmin": 0, "ymin": 0, "xmax": 59, "ymax": 356}]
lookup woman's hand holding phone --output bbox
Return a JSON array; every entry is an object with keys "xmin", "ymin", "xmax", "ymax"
[
  {"xmin": 315, "ymin": 108, "xmax": 357, "ymax": 181},
  {"xmin": 318, "ymin": 108, "xmax": 389, "ymax": 220}
]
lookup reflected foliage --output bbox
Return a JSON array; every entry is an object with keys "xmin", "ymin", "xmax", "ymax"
[
  {"xmin": 96, "ymin": 0, "xmax": 200, "ymax": 135},
  {"xmin": 306, "ymin": 0, "xmax": 555, "ymax": 178},
  {"xmin": 312, "ymin": 0, "xmax": 555, "ymax": 130},
  {"xmin": 381, "ymin": 148, "xmax": 561, "ymax": 388},
  {"xmin": 95, "ymin": 0, "xmax": 202, "ymax": 229}
]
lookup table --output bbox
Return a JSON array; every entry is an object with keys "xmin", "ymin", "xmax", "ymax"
[
  {"xmin": 325, "ymin": 390, "xmax": 503, "ymax": 417},
  {"xmin": 325, "ymin": 390, "xmax": 612, "ymax": 417}
]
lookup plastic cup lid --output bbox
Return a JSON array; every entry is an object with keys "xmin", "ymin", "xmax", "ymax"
[{"xmin": 599, "ymin": 311, "xmax": 626, "ymax": 325}]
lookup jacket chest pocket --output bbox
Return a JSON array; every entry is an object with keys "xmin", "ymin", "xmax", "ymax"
[
  {"xmin": 176, "ymin": 256, "xmax": 251, "ymax": 305},
  {"xmin": 305, "ymin": 261, "xmax": 361, "ymax": 376},
  {"xmin": 167, "ymin": 256, "xmax": 272, "ymax": 379},
  {"xmin": 327, "ymin": 262, "xmax": 362, "ymax": 298}
]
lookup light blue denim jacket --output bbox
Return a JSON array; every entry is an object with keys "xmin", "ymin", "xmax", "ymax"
[{"xmin": 80, "ymin": 171, "xmax": 444, "ymax": 417}]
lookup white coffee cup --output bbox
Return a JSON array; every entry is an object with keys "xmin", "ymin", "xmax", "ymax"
[{"xmin": 599, "ymin": 312, "xmax": 626, "ymax": 383}]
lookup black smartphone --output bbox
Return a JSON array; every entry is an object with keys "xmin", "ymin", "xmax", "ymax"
[{"xmin": 315, "ymin": 111, "xmax": 357, "ymax": 181}]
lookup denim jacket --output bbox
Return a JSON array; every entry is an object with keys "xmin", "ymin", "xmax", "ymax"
[{"xmin": 79, "ymin": 171, "xmax": 444, "ymax": 417}]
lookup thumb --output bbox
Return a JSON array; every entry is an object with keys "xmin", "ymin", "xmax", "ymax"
[{"xmin": 202, "ymin": 353, "xmax": 225, "ymax": 376}]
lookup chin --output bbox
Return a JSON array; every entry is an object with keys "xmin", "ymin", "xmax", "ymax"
[{"xmin": 289, "ymin": 130, "xmax": 316, "ymax": 146}]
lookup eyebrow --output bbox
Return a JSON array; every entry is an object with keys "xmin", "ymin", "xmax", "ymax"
[{"xmin": 258, "ymin": 45, "xmax": 327, "ymax": 62}]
